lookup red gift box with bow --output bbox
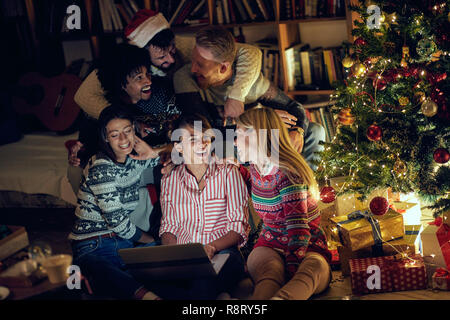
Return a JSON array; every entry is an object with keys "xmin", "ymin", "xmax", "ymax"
[
  {"xmin": 349, "ymin": 254, "xmax": 427, "ymax": 295},
  {"xmin": 432, "ymin": 268, "xmax": 450, "ymax": 290}
]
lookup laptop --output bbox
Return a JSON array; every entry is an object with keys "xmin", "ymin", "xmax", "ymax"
[{"xmin": 118, "ymin": 243, "xmax": 229, "ymax": 281}]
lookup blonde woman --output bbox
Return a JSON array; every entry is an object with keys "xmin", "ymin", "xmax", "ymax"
[{"xmin": 235, "ymin": 106, "xmax": 331, "ymax": 300}]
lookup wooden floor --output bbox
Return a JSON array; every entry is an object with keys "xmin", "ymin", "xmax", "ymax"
[{"xmin": 1, "ymin": 207, "xmax": 449, "ymax": 300}]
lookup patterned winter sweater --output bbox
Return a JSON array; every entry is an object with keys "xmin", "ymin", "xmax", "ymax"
[
  {"xmin": 68, "ymin": 154, "xmax": 160, "ymax": 241},
  {"xmin": 249, "ymin": 164, "xmax": 331, "ymax": 278},
  {"xmin": 130, "ymin": 76, "xmax": 182, "ymax": 147}
]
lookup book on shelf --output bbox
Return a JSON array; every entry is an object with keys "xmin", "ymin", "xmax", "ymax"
[
  {"xmin": 121, "ymin": 0, "xmax": 135, "ymax": 20},
  {"xmin": 284, "ymin": 43, "xmax": 346, "ymax": 91},
  {"xmin": 304, "ymin": 102, "xmax": 336, "ymax": 142},
  {"xmin": 215, "ymin": 0, "xmax": 224, "ymax": 24},
  {"xmin": 232, "ymin": 0, "xmax": 249, "ymax": 23},
  {"xmin": 116, "ymin": 3, "xmax": 132, "ymax": 24},
  {"xmin": 174, "ymin": 0, "xmax": 196, "ymax": 25},
  {"xmin": 184, "ymin": 18, "xmax": 209, "ymax": 25},
  {"xmin": 227, "ymin": 0, "xmax": 237, "ymax": 24},
  {"xmin": 284, "ymin": 42, "xmax": 305, "ymax": 91},
  {"xmin": 169, "ymin": 0, "xmax": 186, "ymax": 25},
  {"xmin": 242, "ymin": 0, "xmax": 257, "ymax": 21},
  {"xmin": 127, "ymin": 0, "xmax": 140, "ymax": 13},
  {"xmin": 221, "ymin": 0, "xmax": 230, "ymax": 24},
  {"xmin": 99, "ymin": 0, "xmax": 111, "ymax": 32},
  {"xmin": 190, "ymin": 0, "xmax": 207, "ymax": 19},
  {"xmin": 110, "ymin": 0, "xmax": 124, "ymax": 31},
  {"xmin": 255, "ymin": 0, "xmax": 269, "ymax": 21},
  {"xmin": 253, "ymin": 39, "xmax": 281, "ymax": 87},
  {"xmin": 282, "ymin": 0, "xmax": 345, "ymax": 20}
]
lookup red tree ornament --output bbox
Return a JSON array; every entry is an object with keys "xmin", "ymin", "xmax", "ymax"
[
  {"xmin": 320, "ymin": 186, "xmax": 336, "ymax": 203},
  {"xmin": 354, "ymin": 37, "xmax": 368, "ymax": 46},
  {"xmin": 433, "ymin": 148, "xmax": 449, "ymax": 164},
  {"xmin": 367, "ymin": 124, "xmax": 383, "ymax": 141},
  {"xmin": 372, "ymin": 76, "xmax": 387, "ymax": 90},
  {"xmin": 370, "ymin": 197, "xmax": 389, "ymax": 216}
]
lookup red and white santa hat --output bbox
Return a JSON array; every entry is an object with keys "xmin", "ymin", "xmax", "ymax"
[{"xmin": 124, "ymin": 9, "xmax": 170, "ymax": 48}]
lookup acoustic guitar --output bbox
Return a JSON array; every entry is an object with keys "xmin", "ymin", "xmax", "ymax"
[{"xmin": 13, "ymin": 72, "xmax": 82, "ymax": 132}]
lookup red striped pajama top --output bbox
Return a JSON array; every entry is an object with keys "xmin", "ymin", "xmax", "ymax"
[{"xmin": 160, "ymin": 163, "xmax": 250, "ymax": 246}]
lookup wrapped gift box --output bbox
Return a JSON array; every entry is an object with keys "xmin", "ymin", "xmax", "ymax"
[
  {"xmin": 330, "ymin": 177, "xmax": 389, "ymax": 216},
  {"xmin": 330, "ymin": 208, "xmax": 404, "ymax": 251},
  {"xmin": 432, "ymin": 268, "xmax": 450, "ymax": 291},
  {"xmin": 403, "ymin": 224, "xmax": 423, "ymax": 254},
  {"xmin": 388, "ymin": 255, "xmax": 428, "ymax": 291},
  {"xmin": 421, "ymin": 222, "xmax": 450, "ymax": 270},
  {"xmin": 349, "ymin": 256, "xmax": 394, "ymax": 294},
  {"xmin": 349, "ymin": 255, "xmax": 427, "ymax": 295},
  {"xmin": 338, "ymin": 225, "xmax": 421, "ymax": 276},
  {"xmin": 0, "ymin": 226, "xmax": 29, "ymax": 261}
]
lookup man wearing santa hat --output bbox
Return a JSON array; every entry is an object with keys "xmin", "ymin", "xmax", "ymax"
[{"xmin": 74, "ymin": 9, "xmax": 263, "ymax": 123}]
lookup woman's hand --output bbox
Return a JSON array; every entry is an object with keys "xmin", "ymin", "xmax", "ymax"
[
  {"xmin": 160, "ymin": 144, "xmax": 176, "ymax": 175},
  {"xmin": 68, "ymin": 141, "xmax": 83, "ymax": 167},
  {"xmin": 274, "ymin": 109, "xmax": 297, "ymax": 129},
  {"xmin": 130, "ymin": 135, "xmax": 162, "ymax": 160},
  {"xmin": 288, "ymin": 129, "xmax": 304, "ymax": 153},
  {"xmin": 204, "ymin": 243, "xmax": 217, "ymax": 260},
  {"xmin": 137, "ymin": 232, "xmax": 155, "ymax": 244}
]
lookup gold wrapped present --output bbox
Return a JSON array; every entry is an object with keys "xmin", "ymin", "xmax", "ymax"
[
  {"xmin": 403, "ymin": 224, "xmax": 423, "ymax": 254},
  {"xmin": 330, "ymin": 177, "xmax": 389, "ymax": 216},
  {"xmin": 330, "ymin": 208, "xmax": 404, "ymax": 251}
]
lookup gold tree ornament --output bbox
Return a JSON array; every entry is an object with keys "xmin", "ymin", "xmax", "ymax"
[
  {"xmin": 387, "ymin": 13, "xmax": 398, "ymax": 25},
  {"xmin": 401, "ymin": 46, "xmax": 410, "ymax": 67},
  {"xmin": 342, "ymin": 56, "xmax": 355, "ymax": 68},
  {"xmin": 338, "ymin": 108, "xmax": 356, "ymax": 125},
  {"xmin": 414, "ymin": 91, "xmax": 426, "ymax": 103},
  {"xmin": 398, "ymin": 96, "xmax": 410, "ymax": 106},
  {"xmin": 352, "ymin": 63, "xmax": 367, "ymax": 77},
  {"xmin": 421, "ymin": 99, "xmax": 438, "ymax": 117},
  {"xmin": 431, "ymin": 50, "xmax": 442, "ymax": 62},
  {"xmin": 394, "ymin": 159, "xmax": 407, "ymax": 175}
]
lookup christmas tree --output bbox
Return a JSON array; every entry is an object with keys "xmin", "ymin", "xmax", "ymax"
[{"xmin": 316, "ymin": 0, "xmax": 449, "ymax": 217}]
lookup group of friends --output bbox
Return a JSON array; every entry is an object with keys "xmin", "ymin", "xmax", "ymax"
[{"xmin": 67, "ymin": 9, "xmax": 331, "ymax": 300}]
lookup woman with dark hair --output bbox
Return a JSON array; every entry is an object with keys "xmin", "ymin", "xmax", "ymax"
[
  {"xmin": 157, "ymin": 113, "xmax": 250, "ymax": 299},
  {"xmin": 68, "ymin": 105, "xmax": 164, "ymax": 300}
]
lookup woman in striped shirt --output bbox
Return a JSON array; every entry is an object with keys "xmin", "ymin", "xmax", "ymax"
[
  {"xmin": 159, "ymin": 114, "xmax": 250, "ymax": 299},
  {"xmin": 235, "ymin": 106, "xmax": 331, "ymax": 300}
]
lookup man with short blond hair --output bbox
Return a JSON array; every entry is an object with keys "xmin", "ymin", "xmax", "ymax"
[
  {"xmin": 174, "ymin": 26, "xmax": 325, "ymax": 170},
  {"xmin": 195, "ymin": 26, "xmax": 237, "ymax": 64}
]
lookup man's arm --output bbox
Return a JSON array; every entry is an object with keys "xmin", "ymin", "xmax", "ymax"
[
  {"xmin": 228, "ymin": 43, "xmax": 262, "ymax": 103},
  {"xmin": 258, "ymin": 82, "xmax": 310, "ymax": 132},
  {"xmin": 74, "ymin": 70, "xmax": 110, "ymax": 119}
]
